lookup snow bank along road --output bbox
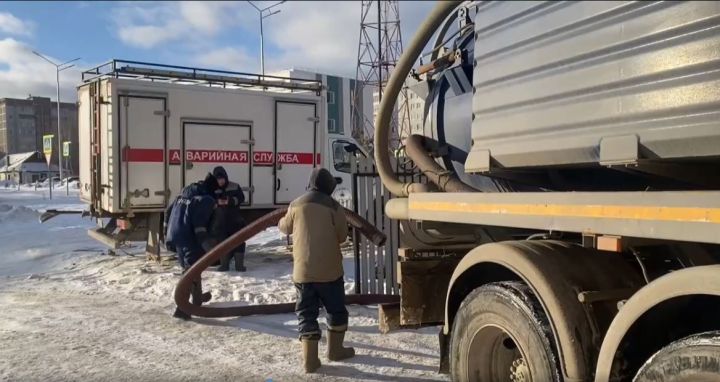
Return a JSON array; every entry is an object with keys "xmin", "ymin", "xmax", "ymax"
[{"xmin": 0, "ymin": 187, "xmax": 447, "ymax": 381}]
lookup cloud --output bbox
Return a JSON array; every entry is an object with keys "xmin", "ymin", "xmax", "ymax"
[
  {"xmin": 0, "ymin": 12, "xmax": 35, "ymax": 37},
  {"xmin": 0, "ymin": 1, "xmax": 439, "ymax": 107},
  {"xmin": 109, "ymin": 1, "xmax": 437, "ymax": 80},
  {"xmin": 112, "ymin": 3, "xmax": 181, "ymax": 48},
  {"xmin": 263, "ymin": 2, "xmax": 357, "ymax": 76},
  {"xmin": 194, "ymin": 47, "xmax": 256, "ymax": 72},
  {"xmin": 117, "ymin": 24, "xmax": 184, "ymax": 50},
  {"xmin": 178, "ymin": 2, "xmax": 233, "ymax": 35},
  {"xmin": 113, "ymin": 2, "xmax": 252, "ymax": 49},
  {"xmin": 110, "ymin": 1, "xmax": 436, "ymax": 78},
  {"xmin": 0, "ymin": 38, "xmax": 84, "ymax": 101},
  {"xmin": 263, "ymin": 1, "xmax": 435, "ymax": 78}
]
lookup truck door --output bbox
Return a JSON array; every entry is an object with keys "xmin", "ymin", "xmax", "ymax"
[
  {"xmin": 182, "ymin": 122, "xmax": 251, "ymax": 204},
  {"xmin": 274, "ymin": 101, "xmax": 318, "ymax": 204},
  {"xmin": 78, "ymin": 86, "xmax": 91, "ymax": 204},
  {"xmin": 119, "ymin": 96, "xmax": 167, "ymax": 209}
]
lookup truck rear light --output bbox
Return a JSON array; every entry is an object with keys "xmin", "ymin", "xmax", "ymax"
[{"xmin": 597, "ymin": 235, "xmax": 622, "ymax": 252}]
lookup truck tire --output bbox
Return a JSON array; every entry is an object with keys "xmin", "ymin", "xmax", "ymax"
[
  {"xmin": 633, "ymin": 331, "xmax": 720, "ymax": 382},
  {"xmin": 449, "ymin": 281, "xmax": 560, "ymax": 382}
]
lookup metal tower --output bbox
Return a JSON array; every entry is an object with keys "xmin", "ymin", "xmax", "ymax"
[{"xmin": 351, "ymin": 0, "xmax": 411, "ymax": 152}]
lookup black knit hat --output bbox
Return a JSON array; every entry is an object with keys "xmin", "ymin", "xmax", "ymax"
[
  {"xmin": 203, "ymin": 172, "xmax": 220, "ymax": 195},
  {"xmin": 212, "ymin": 166, "xmax": 228, "ymax": 181}
]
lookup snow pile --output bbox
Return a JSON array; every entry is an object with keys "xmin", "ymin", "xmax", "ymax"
[
  {"xmin": 0, "ymin": 203, "xmax": 38, "ymax": 222},
  {"xmin": 0, "ymin": 188, "xmax": 97, "ymax": 277},
  {"xmin": 38, "ymin": 178, "xmax": 52, "ymax": 187},
  {"xmin": 1, "ymin": 179, "xmax": 17, "ymax": 188},
  {"xmin": 249, "ymin": 226, "xmax": 288, "ymax": 247}
]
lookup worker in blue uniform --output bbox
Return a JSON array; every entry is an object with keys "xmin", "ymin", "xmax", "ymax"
[{"xmin": 165, "ymin": 172, "xmax": 220, "ymax": 320}]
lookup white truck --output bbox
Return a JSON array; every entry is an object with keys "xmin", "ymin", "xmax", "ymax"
[{"xmin": 76, "ymin": 60, "xmax": 364, "ymax": 256}]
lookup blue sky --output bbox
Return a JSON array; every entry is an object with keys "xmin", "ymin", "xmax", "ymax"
[{"xmin": 0, "ymin": 1, "xmax": 434, "ymax": 101}]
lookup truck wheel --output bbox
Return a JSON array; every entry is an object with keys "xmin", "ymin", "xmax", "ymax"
[
  {"xmin": 450, "ymin": 281, "xmax": 560, "ymax": 382},
  {"xmin": 633, "ymin": 331, "xmax": 720, "ymax": 382}
]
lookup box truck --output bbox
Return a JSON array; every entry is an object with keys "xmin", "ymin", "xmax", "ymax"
[{"xmin": 77, "ymin": 60, "xmax": 364, "ymax": 255}]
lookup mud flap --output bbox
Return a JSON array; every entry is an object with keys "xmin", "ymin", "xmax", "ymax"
[
  {"xmin": 145, "ymin": 213, "xmax": 162, "ymax": 262},
  {"xmin": 399, "ymin": 254, "xmax": 459, "ymax": 326},
  {"xmin": 439, "ymin": 329, "xmax": 450, "ymax": 374}
]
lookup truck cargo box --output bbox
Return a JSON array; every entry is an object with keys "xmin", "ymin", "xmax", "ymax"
[
  {"xmin": 466, "ymin": 1, "xmax": 720, "ymax": 172},
  {"xmin": 78, "ymin": 60, "xmax": 330, "ymax": 216}
]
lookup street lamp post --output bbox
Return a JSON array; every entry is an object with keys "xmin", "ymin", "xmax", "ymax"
[
  {"xmin": 33, "ymin": 51, "xmax": 80, "ymax": 182},
  {"xmin": 247, "ymin": 1, "xmax": 285, "ymax": 76}
]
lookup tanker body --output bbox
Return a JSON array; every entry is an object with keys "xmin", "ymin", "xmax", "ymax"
[{"xmin": 376, "ymin": 2, "xmax": 720, "ymax": 381}]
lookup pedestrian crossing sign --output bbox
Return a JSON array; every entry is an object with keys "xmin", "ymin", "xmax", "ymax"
[{"xmin": 43, "ymin": 134, "xmax": 54, "ymax": 166}]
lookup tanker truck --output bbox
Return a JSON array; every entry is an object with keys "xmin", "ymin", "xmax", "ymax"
[{"xmin": 377, "ymin": 2, "xmax": 720, "ymax": 381}]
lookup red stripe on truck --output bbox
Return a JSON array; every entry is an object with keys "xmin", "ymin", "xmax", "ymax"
[
  {"xmin": 252, "ymin": 151, "xmax": 275, "ymax": 165},
  {"xmin": 122, "ymin": 148, "xmax": 164, "ymax": 162},
  {"xmin": 277, "ymin": 152, "xmax": 316, "ymax": 165},
  {"xmin": 168, "ymin": 150, "xmax": 248, "ymax": 164},
  {"xmin": 169, "ymin": 150, "xmax": 181, "ymax": 165},
  {"xmin": 187, "ymin": 150, "xmax": 248, "ymax": 163},
  {"xmin": 161, "ymin": 149, "xmax": 320, "ymax": 165},
  {"xmin": 252, "ymin": 151, "xmax": 320, "ymax": 165}
]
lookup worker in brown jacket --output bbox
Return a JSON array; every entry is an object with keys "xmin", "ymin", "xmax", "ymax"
[{"xmin": 278, "ymin": 168, "xmax": 354, "ymax": 373}]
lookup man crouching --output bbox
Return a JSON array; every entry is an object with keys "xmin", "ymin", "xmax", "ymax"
[{"xmin": 278, "ymin": 168, "xmax": 355, "ymax": 373}]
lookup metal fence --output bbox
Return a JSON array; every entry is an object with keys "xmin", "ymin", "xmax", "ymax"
[{"xmin": 351, "ymin": 156, "xmax": 422, "ymax": 295}]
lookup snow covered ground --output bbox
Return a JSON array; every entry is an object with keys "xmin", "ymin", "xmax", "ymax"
[{"xmin": 0, "ymin": 187, "xmax": 447, "ymax": 381}]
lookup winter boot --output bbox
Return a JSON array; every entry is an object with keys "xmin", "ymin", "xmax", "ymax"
[
  {"xmin": 234, "ymin": 251, "xmax": 246, "ymax": 272},
  {"xmin": 327, "ymin": 325, "xmax": 355, "ymax": 361},
  {"xmin": 218, "ymin": 254, "xmax": 231, "ymax": 272},
  {"xmin": 191, "ymin": 281, "xmax": 211, "ymax": 305},
  {"xmin": 301, "ymin": 337, "xmax": 321, "ymax": 373},
  {"xmin": 172, "ymin": 307, "xmax": 191, "ymax": 321}
]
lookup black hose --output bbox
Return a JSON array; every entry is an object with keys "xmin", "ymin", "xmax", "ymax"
[
  {"xmin": 374, "ymin": 0, "xmax": 462, "ymax": 197},
  {"xmin": 174, "ymin": 207, "xmax": 389, "ymax": 318}
]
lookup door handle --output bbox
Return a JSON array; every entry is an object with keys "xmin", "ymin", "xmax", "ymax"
[
  {"xmin": 185, "ymin": 160, "xmax": 194, "ymax": 170},
  {"xmin": 131, "ymin": 188, "xmax": 150, "ymax": 198},
  {"xmin": 276, "ymin": 178, "xmax": 281, "ymax": 191}
]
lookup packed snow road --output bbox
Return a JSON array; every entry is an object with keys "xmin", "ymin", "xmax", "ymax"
[{"xmin": 0, "ymin": 187, "xmax": 446, "ymax": 382}]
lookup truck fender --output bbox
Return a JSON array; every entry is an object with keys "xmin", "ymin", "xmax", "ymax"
[
  {"xmin": 443, "ymin": 241, "xmax": 643, "ymax": 382},
  {"xmin": 594, "ymin": 264, "xmax": 720, "ymax": 382}
]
